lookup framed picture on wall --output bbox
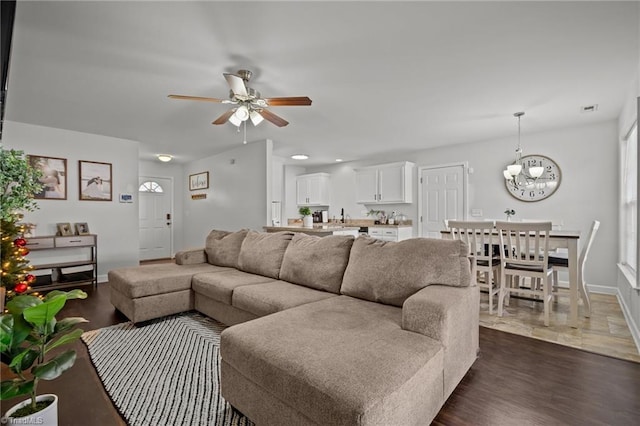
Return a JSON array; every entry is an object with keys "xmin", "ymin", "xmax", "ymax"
[
  {"xmin": 189, "ymin": 171, "xmax": 209, "ymax": 191},
  {"xmin": 27, "ymin": 155, "xmax": 67, "ymax": 200},
  {"xmin": 79, "ymin": 160, "xmax": 112, "ymax": 201}
]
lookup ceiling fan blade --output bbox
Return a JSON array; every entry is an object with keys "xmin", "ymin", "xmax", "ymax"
[
  {"xmin": 260, "ymin": 109, "xmax": 289, "ymax": 127},
  {"xmin": 212, "ymin": 109, "xmax": 235, "ymax": 125},
  {"xmin": 223, "ymin": 73, "xmax": 248, "ymax": 98},
  {"xmin": 264, "ymin": 97, "xmax": 312, "ymax": 106},
  {"xmin": 168, "ymin": 94, "xmax": 225, "ymax": 103}
]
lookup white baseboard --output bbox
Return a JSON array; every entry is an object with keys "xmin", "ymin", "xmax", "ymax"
[
  {"xmin": 98, "ymin": 274, "xmax": 108, "ymax": 283},
  {"xmin": 615, "ymin": 288, "xmax": 640, "ymax": 355},
  {"xmin": 559, "ymin": 281, "xmax": 639, "ymax": 353}
]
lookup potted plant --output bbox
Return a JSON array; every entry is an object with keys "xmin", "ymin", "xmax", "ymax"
[
  {"xmin": 504, "ymin": 208, "xmax": 516, "ymax": 221},
  {"xmin": 299, "ymin": 207, "xmax": 313, "ymax": 228},
  {"xmin": 1, "ymin": 289, "xmax": 88, "ymax": 425}
]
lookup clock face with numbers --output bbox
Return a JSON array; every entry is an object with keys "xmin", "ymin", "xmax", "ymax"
[{"xmin": 505, "ymin": 155, "xmax": 561, "ymax": 202}]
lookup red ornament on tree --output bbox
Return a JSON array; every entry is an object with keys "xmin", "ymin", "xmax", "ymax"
[
  {"xmin": 26, "ymin": 274, "xmax": 36, "ymax": 283},
  {"xmin": 14, "ymin": 282, "xmax": 28, "ymax": 294},
  {"xmin": 14, "ymin": 238, "xmax": 27, "ymax": 247}
]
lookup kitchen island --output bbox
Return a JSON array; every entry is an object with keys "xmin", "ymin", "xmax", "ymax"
[{"xmin": 263, "ymin": 225, "xmax": 360, "ymax": 237}]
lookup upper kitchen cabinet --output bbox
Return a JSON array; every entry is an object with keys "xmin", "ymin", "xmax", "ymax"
[
  {"xmin": 354, "ymin": 162, "xmax": 414, "ymax": 204},
  {"xmin": 297, "ymin": 173, "xmax": 331, "ymax": 206}
]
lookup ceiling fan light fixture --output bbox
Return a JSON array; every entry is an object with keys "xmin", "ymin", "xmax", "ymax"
[
  {"xmin": 228, "ymin": 111, "xmax": 242, "ymax": 127},
  {"xmin": 157, "ymin": 154, "xmax": 173, "ymax": 162},
  {"xmin": 250, "ymin": 110, "xmax": 264, "ymax": 126},
  {"xmin": 234, "ymin": 105, "xmax": 250, "ymax": 122}
]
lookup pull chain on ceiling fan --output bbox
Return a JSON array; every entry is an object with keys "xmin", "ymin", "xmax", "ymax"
[{"xmin": 168, "ymin": 69, "xmax": 312, "ymax": 131}]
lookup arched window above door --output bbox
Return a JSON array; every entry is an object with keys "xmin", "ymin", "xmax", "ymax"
[{"xmin": 139, "ymin": 181, "xmax": 164, "ymax": 193}]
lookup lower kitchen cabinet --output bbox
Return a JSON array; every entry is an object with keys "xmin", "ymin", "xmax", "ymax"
[{"xmin": 368, "ymin": 227, "xmax": 412, "ymax": 242}]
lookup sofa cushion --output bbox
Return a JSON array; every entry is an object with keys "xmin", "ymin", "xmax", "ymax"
[
  {"xmin": 192, "ymin": 270, "xmax": 277, "ymax": 305},
  {"xmin": 340, "ymin": 236, "xmax": 471, "ymax": 307},
  {"xmin": 232, "ymin": 281, "xmax": 337, "ymax": 317},
  {"xmin": 221, "ymin": 296, "xmax": 443, "ymax": 425},
  {"xmin": 205, "ymin": 229, "xmax": 248, "ymax": 268},
  {"xmin": 279, "ymin": 233, "xmax": 354, "ymax": 294},
  {"xmin": 237, "ymin": 231, "xmax": 294, "ymax": 279},
  {"xmin": 108, "ymin": 263, "xmax": 230, "ymax": 298}
]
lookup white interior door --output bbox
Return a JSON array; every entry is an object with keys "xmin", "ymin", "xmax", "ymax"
[
  {"xmin": 139, "ymin": 176, "xmax": 173, "ymax": 260},
  {"xmin": 419, "ymin": 164, "xmax": 466, "ymax": 238}
]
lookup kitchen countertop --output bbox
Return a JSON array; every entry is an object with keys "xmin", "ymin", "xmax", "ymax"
[{"xmin": 263, "ymin": 225, "xmax": 360, "ymax": 233}]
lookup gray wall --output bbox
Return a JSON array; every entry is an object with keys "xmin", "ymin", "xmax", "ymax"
[
  {"xmin": 182, "ymin": 140, "xmax": 272, "ymax": 248},
  {"xmin": 3, "ymin": 121, "xmax": 140, "ymax": 280}
]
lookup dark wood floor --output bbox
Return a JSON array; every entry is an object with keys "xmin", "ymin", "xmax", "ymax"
[{"xmin": 2, "ymin": 283, "xmax": 639, "ymax": 425}]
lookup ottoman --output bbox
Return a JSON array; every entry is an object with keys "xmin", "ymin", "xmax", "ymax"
[{"xmin": 109, "ymin": 263, "xmax": 231, "ymax": 322}]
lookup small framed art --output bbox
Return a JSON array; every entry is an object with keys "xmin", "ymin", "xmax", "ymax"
[
  {"xmin": 57, "ymin": 223, "xmax": 74, "ymax": 236},
  {"xmin": 189, "ymin": 171, "xmax": 209, "ymax": 191},
  {"xmin": 79, "ymin": 160, "xmax": 112, "ymax": 201},
  {"xmin": 27, "ymin": 155, "xmax": 67, "ymax": 200},
  {"xmin": 75, "ymin": 223, "xmax": 90, "ymax": 235}
]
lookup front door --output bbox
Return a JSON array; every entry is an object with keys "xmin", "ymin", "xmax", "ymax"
[
  {"xmin": 139, "ymin": 176, "xmax": 173, "ymax": 260},
  {"xmin": 419, "ymin": 164, "xmax": 466, "ymax": 238}
]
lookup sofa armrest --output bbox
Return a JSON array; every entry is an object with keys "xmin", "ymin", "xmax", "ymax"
[
  {"xmin": 402, "ymin": 282, "xmax": 479, "ymax": 399},
  {"xmin": 175, "ymin": 248, "xmax": 207, "ymax": 265}
]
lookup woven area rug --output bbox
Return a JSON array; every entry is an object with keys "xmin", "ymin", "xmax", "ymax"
[{"xmin": 81, "ymin": 313, "xmax": 253, "ymax": 426}]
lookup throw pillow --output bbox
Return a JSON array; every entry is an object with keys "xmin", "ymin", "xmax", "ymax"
[
  {"xmin": 205, "ymin": 229, "xmax": 249, "ymax": 268},
  {"xmin": 279, "ymin": 233, "xmax": 355, "ymax": 294},
  {"xmin": 237, "ymin": 231, "xmax": 295, "ymax": 279},
  {"xmin": 340, "ymin": 236, "xmax": 471, "ymax": 307}
]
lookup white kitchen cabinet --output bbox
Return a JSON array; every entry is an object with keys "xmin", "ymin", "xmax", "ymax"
[
  {"xmin": 354, "ymin": 162, "xmax": 414, "ymax": 204},
  {"xmin": 297, "ymin": 173, "xmax": 330, "ymax": 206},
  {"xmin": 368, "ymin": 227, "xmax": 413, "ymax": 242}
]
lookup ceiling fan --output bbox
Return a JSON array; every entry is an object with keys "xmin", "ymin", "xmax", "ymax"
[{"xmin": 168, "ymin": 69, "xmax": 312, "ymax": 128}]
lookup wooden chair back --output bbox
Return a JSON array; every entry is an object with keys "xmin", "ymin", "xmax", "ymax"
[
  {"xmin": 448, "ymin": 220, "xmax": 495, "ymax": 264},
  {"xmin": 495, "ymin": 221, "xmax": 552, "ymax": 269}
]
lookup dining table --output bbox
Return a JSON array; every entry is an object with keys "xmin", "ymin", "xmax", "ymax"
[{"xmin": 441, "ymin": 228, "xmax": 583, "ymax": 328}]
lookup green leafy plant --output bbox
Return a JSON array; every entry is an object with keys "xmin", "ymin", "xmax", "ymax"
[
  {"xmin": 0, "ymin": 149, "xmax": 42, "ymax": 222},
  {"xmin": 0, "ymin": 290, "xmax": 88, "ymax": 416},
  {"xmin": 298, "ymin": 207, "xmax": 312, "ymax": 217}
]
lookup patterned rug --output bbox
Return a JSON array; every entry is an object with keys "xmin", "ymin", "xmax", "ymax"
[{"xmin": 81, "ymin": 313, "xmax": 253, "ymax": 426}]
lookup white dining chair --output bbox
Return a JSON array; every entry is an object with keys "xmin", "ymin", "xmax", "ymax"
[
  {"xmin": 548, "ymin": 220, "xmax": 600, "ymax": 317},
  {"xmin": 448, "ymin": 220, "xmax": 501, "ymax": 314},
  {"xmin": 496, "ymin": 221, "xmax": 555, "ymax": 326}
]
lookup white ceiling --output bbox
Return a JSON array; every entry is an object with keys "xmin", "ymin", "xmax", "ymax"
[{"xmin": 5, "ymin": 1, "xmax": 639, "ymax": 165}]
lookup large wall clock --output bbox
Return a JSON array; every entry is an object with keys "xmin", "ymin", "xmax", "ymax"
[{"xmin": 505, "ymin": 155, "xmax": 561, "ymax": 202}]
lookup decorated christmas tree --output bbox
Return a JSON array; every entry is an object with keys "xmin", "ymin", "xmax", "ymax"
[
  {"xmin": 1, "ymin": 219, "xmax": 36, "ymax": 296},
  {"xmin": 0, "ymin": 148, "xmax": 42, "ymax": 303}
]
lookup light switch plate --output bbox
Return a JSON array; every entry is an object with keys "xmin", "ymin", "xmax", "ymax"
[{"xmin": 471, "ymin": 209, "xmax": 482, "ymax": 217}]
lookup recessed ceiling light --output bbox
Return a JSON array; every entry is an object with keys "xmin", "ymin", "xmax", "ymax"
[
  {"xmin": 157, "ymin": 154, "xmax": 173, "ymax": 162},
  {"xmin": 335, "ymin": 159, "xmax": 343, "ymax": 162},
  {"xmin": 291, "ymin": 154, "xmax": 309, "ymax": 160}
]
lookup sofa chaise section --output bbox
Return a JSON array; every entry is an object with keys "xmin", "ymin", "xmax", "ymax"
[{"xmin": 221, "ymin": 236, "xmax": 478, "ymax": 425}]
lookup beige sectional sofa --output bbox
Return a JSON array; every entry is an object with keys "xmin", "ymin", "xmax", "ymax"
[{"xmin": 108, "ymin": 229, "xmax": 479, "ymax": 425}]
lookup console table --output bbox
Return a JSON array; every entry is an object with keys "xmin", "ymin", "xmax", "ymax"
[{"xmin": 25, "ymin": 234, "xmax": 98, "ymax": 291}]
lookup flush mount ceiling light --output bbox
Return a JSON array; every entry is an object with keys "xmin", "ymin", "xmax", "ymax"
[
  {"xmin": 335, "ymin": 159, "xmax": 343, "ymax": 162},
  {"xmin": 291, "ymin": 154, "xmax": 309, "ymax": 160},
  {"xmin": 157, "ymin": 154, "xmax": 173, "ymax": 162}
]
